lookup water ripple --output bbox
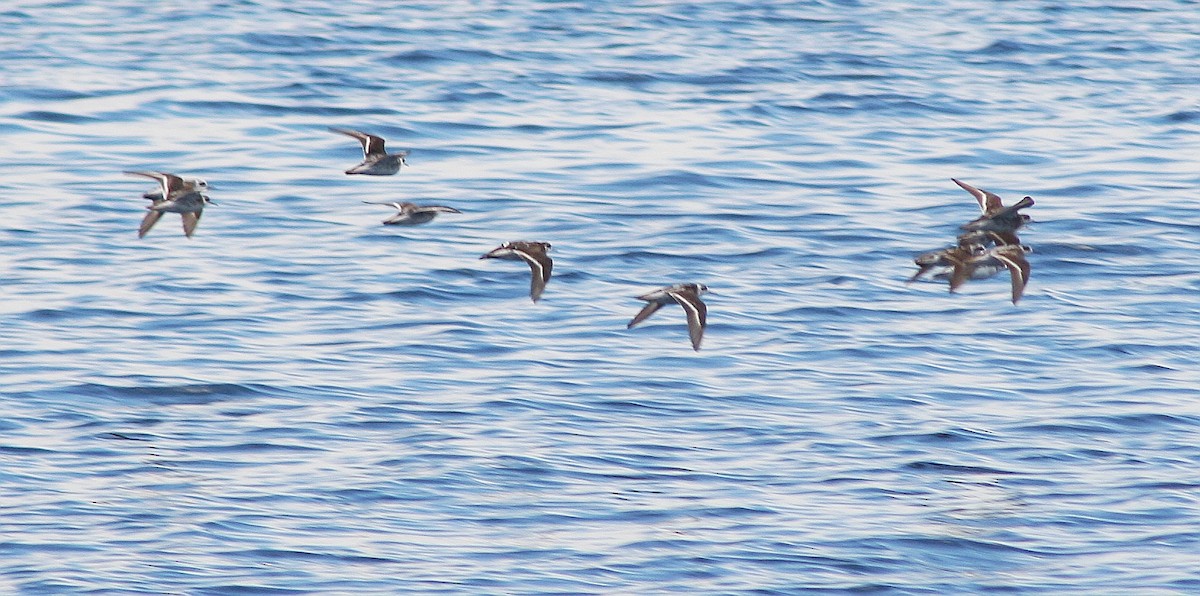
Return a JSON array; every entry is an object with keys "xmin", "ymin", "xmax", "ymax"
[{"xmin": 1, "ymin": 0, "xmax": 1199, "ymax": 593}]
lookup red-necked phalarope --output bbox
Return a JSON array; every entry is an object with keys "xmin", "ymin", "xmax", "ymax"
[
  {"xmin": 330, "ymin": 128, "xmax": 409, "ymax": 175},
  {"xmin": 480, "ymin": 241, "xmax": 553, "ymax": 303},
  {"xmin": 362, "ymin": 201, "xmax": 461, "ymax": 225},
  {"xmin": 952, "ymin": 178, "xmax": 1034, "ymax": 234},
  {"xmin": 125, "ymin": 170, "xmax": 215, "ymax": 239},
  {"xmin": 627, "ymin": 283, "xmax": 709, "ymax": 351}
]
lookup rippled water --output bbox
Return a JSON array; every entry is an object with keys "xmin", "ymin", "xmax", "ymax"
[{"xmin": 3, "ymin": 0, "xmax": 1200, "ymax": 593}]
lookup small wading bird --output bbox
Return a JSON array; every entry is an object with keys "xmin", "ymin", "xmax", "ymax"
[
  {"xmin": 362, "ymin": 201, "xmax": 461, "ymax": 225},
  {"xmin": 330, "ymin": 128, "xmax": 409, "ymax": 175},
  {"xmin": 627, "ymin": 283, "xmax": 709, "ymax": 351},
  {"xmin": 908, "ymin": 178, "xmax": 1036, "ymax": 304},
  {"xmin": 480, "ymin": 241, "xmax": 553, "ymax": 302},
  {"xmin": 908, "ymin": 242, "xmax": 983, "ymax": 284},
  {"xmin": 124, "ymin": 170, "xmax": 215, "ymax": 239},
  {"xmin": 908, "ymin": 228, "xmax": 1021, "ymax": 284},
  {"xmin": 950, "ymin": 244, "xmax": 1032, "ymax": 305},
  {"xmin": 952, "ymin": 178, "xmax": 1034, "ymax": 234}
]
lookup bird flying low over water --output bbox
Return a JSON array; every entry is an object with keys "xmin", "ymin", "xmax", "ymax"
[
  {"xmin": 908, "ymin": 227, "xmax": 1022, "ymax": 284},
  {"xmin": 330, "ymin": 128, "xmax": 409, "ymax": 175},
  {"xmin": 952, "ymin": 178, "xmax": 1034, "ymax": 234},
  {"xmin": 950, "ymin": 244, "xmax": 1032, "ymax": 305},
  {"xmin": 480, "ymin": 241, "xmax": 553, "ymax": 302},
  {"xmin": 908, "ymin": 242, "xmax": 982, "ymax": 284},
  {"xmin": 362, "ymin": 201, "xmax": 461, "ymax": 225},
  {"xmin": 627, "ymin": 282, "xmax": 709, "ymax": 351},
  {"xmin": 124, "ymin": 170, "xmax": 215, "ymax": 239},
  {"xmin": 908, "ymin": 178, "xmax": 1036, "ymax": 304}
]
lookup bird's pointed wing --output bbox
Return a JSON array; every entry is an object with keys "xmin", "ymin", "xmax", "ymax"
[
  {"xmin": 627, "ymin": 301, "xmax": 664, "ymax": 329},
  {"xmin": 514, "ymin": 248, "xmax": 552, "ymax": 283},
  {"xmin": 952, "ymin": 178, "xmax": 1003, "ymax": 212},
  {"xmin": 907, "ymin": 264, "xmax": 935, "ymax": 284},
  {"xmin": 512, "ymin": 249, "xmax": 552, "ymax": 301},
  {"xmin": 126, "ymin": 170, "xmax": 183, "ymax": 199},
  {"xmin": 948, "ymin": 261, "xmax": 973, "ymax": 293},
  {"xmin": 181, "ymin": 211, "xmax": 202, "ymax": 238},
  {"xmin": 992, "ymin": 251, "xmax": 1030, "ymax": 304},
  {"xmin": 138, "ymin": 209, "xmax": 163, "ymax": 238},
  {"xmin": 669, "ymin": 289, "xmax": 707, "ymax": 351},
  {"xmin": 331, "ymin": 128, "xmax": 385, "ymax": 157},
  {"xmin": 362, "ymin": 133, "xmax": 387, "ymax": 156}
]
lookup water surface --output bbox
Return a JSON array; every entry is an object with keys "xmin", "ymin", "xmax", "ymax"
[{"xmin": 2, "ymin": 1, "xmax": 1199, "ymax": 593}]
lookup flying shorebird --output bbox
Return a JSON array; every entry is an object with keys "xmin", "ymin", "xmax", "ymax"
[
  {"xmin": 627, "ymin": 282, "xmax": 709, "ymax": 351},
  {"xmin": 362, "ymin": 201, "xmax": 461, "ymax": 225},
  {"xmin": 908, "ymin": 242, "xmax": 983, "ymax": 284},
  {"xmin": 951, "ymin": 178, "xmax": 1034, "ymax": 234},
  {"xmin": 908, "ymin": 228, "xmax": 1021, "ymax": 284},
  {"xmin": 480, "ymin": 241, "xmax": 553, "ymax": 302},
  {"xmin": 330, "ymin": 128, "xmax": 409, "ymax": 175},
  {"xmin": 949, "ymin": 244, "xmax": 1032, "ymax": 305},
  {"xmin": 124, "ymin": 170, "xmax": 215, "ymax": 239}
]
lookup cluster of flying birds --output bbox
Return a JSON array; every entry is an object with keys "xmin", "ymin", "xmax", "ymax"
[
  {"xmin": 124, "ymin": 129, "xmax": 711, "ymax": 350},
  {"xmin": 125, "ymin": 131, "xmax": 1035, "ymax": 350},
  {"xmin": 907, "ymin": 178, "xmax": 1035, "ymax": 304}
]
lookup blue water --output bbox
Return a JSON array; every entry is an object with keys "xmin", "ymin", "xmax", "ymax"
[{"xmin": 2, "ymin": 0, "xmax": 1200, "ymax": 593}]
